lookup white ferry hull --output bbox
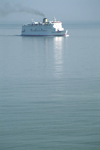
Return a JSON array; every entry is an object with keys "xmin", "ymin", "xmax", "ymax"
[{"xmin": 21, "ymin": 30, "xmax": 67, "ymax": 36}]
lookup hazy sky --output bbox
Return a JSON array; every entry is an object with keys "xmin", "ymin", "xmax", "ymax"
[{"xmin": 0, "ymin": 0, "xmax": 100, "ymax": 23}]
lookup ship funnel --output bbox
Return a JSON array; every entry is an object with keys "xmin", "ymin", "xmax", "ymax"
[{"xmin": 43, "ymin": 18, "xmax": 47, "ymax": 23}]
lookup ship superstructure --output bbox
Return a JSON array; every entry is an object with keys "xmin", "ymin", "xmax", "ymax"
[{"xmin": 21, "ymin": 18, "xmax": 68, "ymax": 36}]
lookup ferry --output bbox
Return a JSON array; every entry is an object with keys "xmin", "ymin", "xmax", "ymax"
[{"xmin": 21, "ymin": 18, "xmax": 68, "ymax": 36}]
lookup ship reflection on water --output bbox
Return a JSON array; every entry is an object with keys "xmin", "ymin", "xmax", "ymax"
[
  {"xmin": 21, "ymin": 35, "xmax": 67, "ymax": 79},
  {"xmin": 53, "ymin": 37, "xmax": 63, "ymax": 78}
]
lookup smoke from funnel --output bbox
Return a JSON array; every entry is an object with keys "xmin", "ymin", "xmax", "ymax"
[{"xmin": 0, "ymin": 3, "xmax": 45, "ymax": 17}]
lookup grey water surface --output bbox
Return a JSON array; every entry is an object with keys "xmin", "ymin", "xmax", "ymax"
[{"xmin": 0, "ymin": 22, "xmax": 100, "ymax": 150}]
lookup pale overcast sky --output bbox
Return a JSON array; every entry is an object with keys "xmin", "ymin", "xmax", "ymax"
[{"xmin": 0, "ymin": 0, "xmax": 100, "ymax": 23}]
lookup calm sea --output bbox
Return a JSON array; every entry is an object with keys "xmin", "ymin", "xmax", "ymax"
[{"xmin": 0, "ymin": 22, "xmax": 100, "ymax": 150}]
